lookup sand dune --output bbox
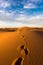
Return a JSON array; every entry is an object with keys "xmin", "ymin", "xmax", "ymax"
[
  {"xmin": 0, "ymin": 28, "xmax": 18, "ymax": 32},
  {"xmin": 0, "ymin": 27, "xmax": 43, "ymax": 65}
]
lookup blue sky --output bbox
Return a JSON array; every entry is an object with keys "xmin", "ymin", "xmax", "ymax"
[{"xmin": 0, "ymin": 0, "xmax": 43, "ymax": 27}]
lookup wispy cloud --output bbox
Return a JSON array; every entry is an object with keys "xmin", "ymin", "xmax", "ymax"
[
  {"xmin": 24, "ymin": 3, "xmax": 37, "ymax": 9},
  {"xmin": 0, "ymin": 0, "xmax": 43, "ymax": 27},
  {"xmin": 0, "ymin": 1, "xmax": 10, "ymax": 8},
  {"xmin": 0, "ymin": 13, "xmax": 43, "ymax": 27},
  {"xmin": 0, "ymin": 10, "xmax": 4, "ymax": 13}
]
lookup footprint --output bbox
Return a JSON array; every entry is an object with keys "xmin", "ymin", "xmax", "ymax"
[{"xmin": 12, "ymin": 57, "xmax": 23, "ymax": 65}]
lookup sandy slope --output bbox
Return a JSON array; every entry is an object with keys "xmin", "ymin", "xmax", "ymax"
[{"xmin": 0, "ymin": 27, "xmax": 43, "ymax": 65}]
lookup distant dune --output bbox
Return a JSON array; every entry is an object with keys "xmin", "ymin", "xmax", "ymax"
[
  {"xmin": 0, "ymin": 28, "xmax": 18, "ymax": 32},
  {"xmin": 0, "ymin": 27, "xmax": 43, "ymax": 65}
]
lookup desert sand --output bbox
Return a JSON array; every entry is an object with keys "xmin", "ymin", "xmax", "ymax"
[{"xmin": 0, "ymin": 27, "xmax": 43, "ymax": 65}]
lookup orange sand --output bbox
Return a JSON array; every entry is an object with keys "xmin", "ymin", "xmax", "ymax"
[{"xmin": 0, "ymin": 27, "xmax": 43, "ymax": 65}]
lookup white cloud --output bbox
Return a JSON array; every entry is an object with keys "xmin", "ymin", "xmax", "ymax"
[
  {"xmin": 15, "ymin": 14, "xmax": 43, "ymax": 27},
  {"xmin": 24, "ymin": 3, "xmax": 36, "ymax": 9},
  {"xmin": 29, "ymin": 15, "xmax": 43, "ymax": 24},
  {"xmin": 0, "ymin": 11, "xmax": 25, "ymax": 22},
  {"xmin": 0, "ymin": 1, "xmax": 10, "ymax": 8},
  {"xmin": 16, "ymin": 14, "xmax": 25, "ymax": 20},
  {"xmin": 0, "ymin": 9, "xmax": 43, "ymax": 27},
  {"xmin": 0, "ymin": 10, "xmax": 5, "ymax": 13},
  {"xmin": 0, "ymin": 21, "xmax": 27, "ymax": 28},
  {"xmin": 0, "ymin": 10, "xmax": 15, "ymax": 21}
]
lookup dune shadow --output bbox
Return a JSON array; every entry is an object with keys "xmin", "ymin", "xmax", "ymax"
[{"xmin": 34, "ymin": 31, "xmax": 43, "ymax": 36}]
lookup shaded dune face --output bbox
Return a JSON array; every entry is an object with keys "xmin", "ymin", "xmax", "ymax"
[{"xmin": 0, "ymin": 27, "xmax": 43, "ymax": 65}]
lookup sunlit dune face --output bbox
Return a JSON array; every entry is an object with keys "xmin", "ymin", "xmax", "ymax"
[{"xmin": 0, "ymin": 27, "xmax": 43, "ymax": 65}]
